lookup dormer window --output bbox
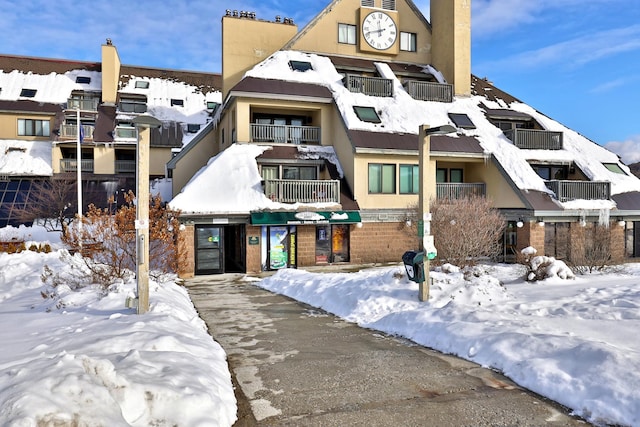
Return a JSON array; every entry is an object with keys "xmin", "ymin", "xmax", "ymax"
[
  {"xmin": 289, "ymin": 60, "xmax": 313, "ymax": 72},
  {"xmin": 135, "ymin": 80, "xmax": 150, "ymax": 89},
  {"xmin": 448, "ymin": 113, "xmax": 475, "ymax": 129},
  {"xmin": 353, "ymin": 106, "xmax": 381, "ymax": 123},
  {"xmin": 119, "ymin": 95, "xmax": 147, "ymax": 113},
  {"xmin": 20, "ymin": 88, "xmax": 37, "ymax": 98},
  {"xmin": 171, "ymin": 98, "xmax": 184, "ymax": 107},
  {"xmin": 75, "ymin": 76, "xmax": 91, "ymax": 84}
]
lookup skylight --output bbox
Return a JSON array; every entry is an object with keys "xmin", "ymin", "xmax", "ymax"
[
  {"xmin": 353, "ymin": 106, "xmax": 381, "ymax": 123},
  {"xmin": 171, "ymin": 99, "xmax": 184, "ymax": 107},
  {"xmin": 289, "ymin": 60, "xmax": 313, "ymax": 72},
  {"xmin": 135, "ymin": 80, "xmax": 150, "ymax": 89},
  {"xmin": 76, "ymin": 76, "xmax": 91, "ymax": 84},
  {"xmin": 448, "ymin": 113, "xmax": 475, "ymax": 129},
  {"xmin": 603, "ymin": 163, "xmax": 627, "ymax": 175},
  {"xmin": 20, "ymin": 88, "xmax": 37, "ymax": 98},
  {"xmin": 206, "ymin": 101, "xmax": 219, "ymax": 110}
]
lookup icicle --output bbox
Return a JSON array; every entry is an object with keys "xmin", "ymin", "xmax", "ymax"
[{"xmin": 598, "ymin": 208, "xmax": 610, "ymax": 228}]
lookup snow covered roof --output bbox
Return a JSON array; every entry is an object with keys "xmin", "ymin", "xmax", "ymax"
[
  {"xmin": 176, "ymin": 49, "xmax": 640, "ymax": 215},
  {"xmin": 0, "ymin": 140, "xmax": 52, "ymax": 176}
]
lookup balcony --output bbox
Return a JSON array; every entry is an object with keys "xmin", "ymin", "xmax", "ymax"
[
  {"xmin": 115, "ymin": 160, "xmax": 136, "ymax": 173},
  {"xmin": 545, "ymin": 180, "xmax": 610, "ymax": 202},
  {"xmin": 59, "ymin": 124, "xmax": 94, "ymax": 140},
  {"xmin": 504, "ymin": 129, "xmax": 563, "ymax": 150},
  {"xmin": 67, "ymin": 98, "xmax": 99, "ymax": 111},
  {"xmin": 264, "ymin": 179, "xmax": 340, "ymax": 204},
  {"xmin": 436, "ymin": 183, "xmax": 486, "ymax": 200},
  {"xmin": 344, "ymin": 74, "xmax": 393, "ymax": 97},
  {"xmin": 250, "ymin": 124, "xmax": 321, "ymax": 144},
  {"xmin": 405, "ymin": 80, "xmax": 453, "ymax": 103},
  {"xmin": 60, "ymin": 159, "xmax": 94, "ymax": 173}
]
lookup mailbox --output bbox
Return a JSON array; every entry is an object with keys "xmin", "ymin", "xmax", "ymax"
[{"xmin": 402, "ymin": 250, "xmax": 425, "ymax": 283}]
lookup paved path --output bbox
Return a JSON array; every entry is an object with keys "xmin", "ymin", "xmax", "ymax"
[{"xmin": 186, "ymin": 274, "xmax": 588, "ymax": 426}]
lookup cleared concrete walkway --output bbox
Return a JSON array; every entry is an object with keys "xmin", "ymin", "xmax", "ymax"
[{"xmin": 186, "ymin": 274, "xmax": 588, "ymax": 426}]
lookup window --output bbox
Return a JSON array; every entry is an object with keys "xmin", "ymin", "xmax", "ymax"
[
  {"xmin": 532, "ymin": 164, "xmax": 567, "ymax": 180},
  {"xmin": 448, "ymin": 113, "xmax": 475, "ymax": 129},
  {"xmin": 171, "ymin": 98, "xmax": 184, "ymax": 107},
  {"xmin": 17, "ymin": 119, "xmax": 50, "ymax": 137},
  {"xmin": 603, "ymin": 163, "xmax": 627, "ymax": 175},
  {"xmin": 399, "ymin": 164, "xmax": 419, "ymax": 194},
  {"xmin": 289, "ymin": 60, "xmax": 313, "ymax": 72},
  {"xmin": 187, "ymin": 124, "xmax": 201, "ymax": 133},
  {"xmin": 400, "ymin": 32, "xmax": 417, "ymax": 52},
  {"xmin": 207, "ymin": 101, "xmax": 219, "ymax": 110},
  {"xmin": 135, "ymin": 80, "xmax": 150, "ymax": 89},
  {"xmin": 353, "ymin": 106, "xmax": 381, "ymax": 123},
  {"xmin": 369, "ymin": 163, "xmax": 396, "ymax": 193},
  {"xmin": 361, "ymin": 0, "xmax": 374, "ymax": 7},
  {"xmin": 20, "ymin": 88, "xmax": 37, "ymax": 98},
  {"xmin": 75, "ymin": 76, "xmax": 91, "ymax": 84},
  {"xmin": 436, "ymin": 168, "xmax": 463, "ymax": 183},
  {"xmin": 119, "ymin": 98, "xmax": 147, "ymax": 113},
  {"xmin": 338, "ymin": 23, "xmax": 357, "ymax": 45}
]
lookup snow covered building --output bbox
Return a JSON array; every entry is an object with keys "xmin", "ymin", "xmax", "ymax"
[
  {"xmin": 0, "ymin": 42, "xmax": 221, "ymax": 227},
  {"xmin": 169, "ymin": 0, "xmax": 640, "ymax": 277}
]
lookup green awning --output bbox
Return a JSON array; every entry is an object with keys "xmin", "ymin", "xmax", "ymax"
[{"xmin": 251, "ymin": 211, "xmax": 361, "ymax": 226}]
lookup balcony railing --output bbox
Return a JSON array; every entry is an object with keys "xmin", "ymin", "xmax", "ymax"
[
  {"xmin": 115, "ymin": 126, "xmax": 137, "ymax": 139},
  {"xmin": 545, "ymin": 180, "xmax": 611, "ymax": 202},
  {"xmin": 67, "ymin": 98, "xmax": 99, "ymax": 111},
  {"xmin": 264, "ymin": 179, "xmax": 340, "ymax": 204},
  {"xmin": 405, "ymin": 80, "xmax": 453, "ymax": 103},
  {"xmin": 504, "ymin": 129, "xmax": 563, "ymax": 150},
  {"xmin": 344, "ymin": 74, "xmax": 393, "ymax": 97},
  {"xmin": 115, "ymin": 160, "xmax": 137, "ymax": 173},
  {"xmin": 436, "ymin": 183, "xmax": 486, "ymax": 200},
  {"xmin": 59, "ymin": 124, "xmax": 94, "ymax": 140},
  {"xmin": 250, "ymin": 124, "xmax": 321, "ymax": 144},
  {"xmin": 60, "ymin": 159, "xmax": 94, "ymax": 173}
]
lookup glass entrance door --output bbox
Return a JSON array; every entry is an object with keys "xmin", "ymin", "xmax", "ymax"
[{"xmin": 196, "ymin": 226, "xmax": 223, "ymax": 274}]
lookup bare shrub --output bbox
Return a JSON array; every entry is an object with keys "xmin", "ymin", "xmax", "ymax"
[
  {"xmin": 429, "ymin": 195, "xmax": 505, "ymax": 268},
  {"xmin": 61, "ymin": 191, "xmax": 180, "ymax": 288},
  {"xmin": 571, "ymin": 223, "xmax": 623, "ymax": 274}
]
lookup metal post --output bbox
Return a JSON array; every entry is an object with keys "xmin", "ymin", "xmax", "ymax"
[{"xmin": 133, "ymin": 115, "xmax": 162, "ymax": 314}]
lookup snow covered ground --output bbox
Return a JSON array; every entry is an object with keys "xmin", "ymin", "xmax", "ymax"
[{"xmin": 1, "ymin": 225, "xmax": 639, "ymax": 426}]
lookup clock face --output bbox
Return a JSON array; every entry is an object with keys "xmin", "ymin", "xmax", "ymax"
[{"xmin": 362, "ymin": 11, "xmax": 397, "ymax": 50}]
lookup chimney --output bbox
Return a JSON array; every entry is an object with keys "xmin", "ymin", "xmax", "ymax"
[{"xmin": 431, "ymin": 0, "xmax": 471, "ymax": 97}]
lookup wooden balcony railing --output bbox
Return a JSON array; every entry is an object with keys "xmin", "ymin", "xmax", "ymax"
[
  {"xmin": 504, "ymin": 129, "xmax": 563, "ymax": 150},
  {"xmin": 67, "ymin": 98, "xmax": 99, "ymax": 111},
  {"xmin": 436, "ymin": 183, "xmax": 486, "ymax": 200},
  {"xmin": 60, "ymin": 159, "xmax": 94, "ymax": 173},
  {"xmin": 250, "ymin": 124, "xmax": 321, "ymax": 144},
  {"xmin": 115, "ymin": 160, "xmax": 137, "ymax": 173},
  {"xmin": 545, "ymin": 180, "xmax": 611, "ymax": 202},
  {"xmin": 405, "ymin": 80, "xmax": 453, "ymax": 103},
  {"xmin": 344, "ymin": 74, "xmax": 393, "ymax": 97},
  {"xmin": 264, "ymin": 179, "xmax": 340, "ymax": 204},
  {"xmin": 59, "ymin": 124, "xmax": 94, "ymax": 140}
]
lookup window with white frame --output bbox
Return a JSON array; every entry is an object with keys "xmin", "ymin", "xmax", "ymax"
[
  {"xmin": 400, "ymin": 32, "xmax": 417, "ymax": 52},
  {"xmin": 338, "ymin": 23, "xmax": 357, "ymax": 45}
]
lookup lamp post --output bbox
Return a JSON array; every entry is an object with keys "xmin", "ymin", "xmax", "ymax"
[
  {"xmin": 418, "ymin": 124, "xmax": 456, "ymax": 302},
  {"xmin": 132, "ymin": 115, "xmax": 162, "ymax": 314}
]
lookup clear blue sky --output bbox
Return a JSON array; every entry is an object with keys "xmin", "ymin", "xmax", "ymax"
[{"xmin": 1, "ymin": 0, "xmax": 639, "ymax": 162}]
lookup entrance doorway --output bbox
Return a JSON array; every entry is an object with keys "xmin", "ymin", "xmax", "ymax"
[{"xmin": 195, "ymin": 224, "xmax": 246, "ymax": 275}]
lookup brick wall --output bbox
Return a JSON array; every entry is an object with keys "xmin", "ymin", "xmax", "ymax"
[
  {"xmin": 296, "ymin": 226, "xmax": 316, "ymax": 267},
  {"xmin": 350, "ymin": 222, "xmax": 417, "ymax": 264},
  {"xmin": 177, "ymin": 224, "xmax": 195, "ymax": 279},
  {"xmin": 517, "ymin": 221, "xmax": 545, "ymax": 255},
  {"xmin": 246, "ymin": 225, "xmax": 262, "ymax": 274}
]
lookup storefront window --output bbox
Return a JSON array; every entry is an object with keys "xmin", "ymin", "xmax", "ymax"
[
  {"xmin": 315, "ymin": 225, "xmax": 350, "ymax": 263},
  {"xmin": 262, "ymin": 226, "xmax": 297, "ymax": 271}
]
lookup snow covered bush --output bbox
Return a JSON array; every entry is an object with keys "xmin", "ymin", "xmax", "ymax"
[{"xmin": 520, "ymin": 246, "xmax": 574, "ymax": 281}]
